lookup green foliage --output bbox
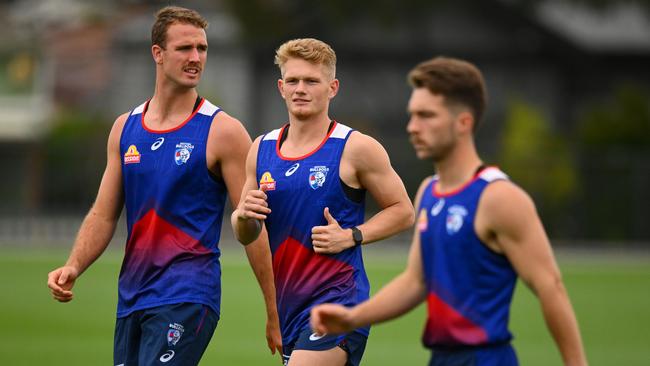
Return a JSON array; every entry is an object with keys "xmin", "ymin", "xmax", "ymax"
[
  {"xmin": 42, "ymin": 109, "xmax": 111, "ymax": 210},
  {"xmin": 498, "ymin": 98, "xmax": 578, "ymax": 210},
  {"xmin": 578, "ymin": 85, "xmax": 650, "ymax": 150}
]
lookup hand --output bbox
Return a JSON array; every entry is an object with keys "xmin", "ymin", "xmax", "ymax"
[
  {"xmin": 311, "ymin": 207, "xmax": 354, "ymax": 254},
  {"xmin": 310, "ymin": 303, "xmax": 355, "ymax": 335},
  {"xmin": 47, "ymin": 265, "xmax": 79, "ymax": 302},
  {"xmin": 237, "ymin": 189, "xmax": 271, "ymax": 221},
  {"xmin": 265, "ymin": 315, "xmax": 283, "ymax": 360}
]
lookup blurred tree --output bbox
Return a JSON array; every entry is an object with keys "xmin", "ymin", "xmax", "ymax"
[
  {"xmin": 42, "ymin": 109, "xmax": 111, "ymax": 212},
  {"xmin": 575, "ymin": 85, "xmax": 650, "ymax": 240},
  {"xmin": 497, "ymin": 98, "xmax": 579, "ymax": 237}
]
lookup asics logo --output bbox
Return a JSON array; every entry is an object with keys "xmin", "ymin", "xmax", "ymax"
[
  {"xmin": 431, "ymin": 199, "xmax": 445, "ymax": 216},
  {"xmin": 285, "ymin": 163, "xmax": 300, "ymax": 176},
  {"xmin": 151, "ymin": 137, "xmax": 165, "ymax": 151},
  {"xmin": 159, "ymin": 350, "xmax": 175, "ymax": 362},
  {"xmin": 309, "ymin": 332, "xmax": 326, "ymax": 341}
]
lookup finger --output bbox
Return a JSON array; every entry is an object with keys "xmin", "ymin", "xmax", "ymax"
[
  {"xmin": 311, "ymin": 225, "xmax": 326, "ymax": 234},
  {"xmin": 323, "ymin": 207, "xmax": 337, "ymax": 225}
]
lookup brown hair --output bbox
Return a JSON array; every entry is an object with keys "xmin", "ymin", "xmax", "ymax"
[
  {"xmin": 274, "ymin": 38, "xmax": 337, "ymax": 79},
  {"xmin": 151, "ymin": 6, "xmax": 208, "ymax": 49},
  {"xmin": 408, "ymin": 57, "xmax": 487, "ymax": 130}
]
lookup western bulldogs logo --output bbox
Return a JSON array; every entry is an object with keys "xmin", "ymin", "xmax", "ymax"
[
  {"xmin": 167, "ymin": 323, "xmax": 184, "ymax": 346},
  {"xmin": 174, "ymin": 142, "xmax": 194, "ymax": 165},
  {"xmin": 309, "ymin": 166, "xmax": 329, "ymax": 190},
  {"xmin": 446, "ymin": 205, "xmax": 468, "ymax": 235}
]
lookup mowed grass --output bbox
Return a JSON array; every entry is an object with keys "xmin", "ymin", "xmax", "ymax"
[{"xmin": 0, "ymin": 245, "xmax": 648, "ymax": 365}]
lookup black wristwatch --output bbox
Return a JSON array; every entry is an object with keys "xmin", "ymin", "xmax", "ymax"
[{"xmin": 351, "ymin": 226, "xmax": 363, "ymax": 246}]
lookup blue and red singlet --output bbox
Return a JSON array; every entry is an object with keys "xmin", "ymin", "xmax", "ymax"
[
  {"xmin": 117, "ymin": 98, "xmax": 227, "ymax": 318},
  {"xmin": 256, "ymin": 122, "xmax": 370, "ymax": 346},
  {"xmin": 417, "ymin": 167, "xmax": 516, "ymax": 349}
]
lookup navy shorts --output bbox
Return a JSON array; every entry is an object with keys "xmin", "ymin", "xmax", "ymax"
[
  {"xmin": 282, "ymin": 328, "xmax": 367, "ymax": 366},
  {"xmin": 114, "ymin": 303, "xmax": 219, "ymax": 366},
  {"xmin": 428, "ymin": 342, "xmax": 518, "ymax": 366}
]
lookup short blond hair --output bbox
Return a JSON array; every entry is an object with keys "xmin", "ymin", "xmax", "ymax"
[{"xmin": 274, "ymin": 38, "xmax": 337, "ymax": 79}]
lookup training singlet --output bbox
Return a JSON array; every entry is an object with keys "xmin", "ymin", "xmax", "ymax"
[
  {"xmin": 117, "ymin": 98, "xmax": 227, "ymax": 318},
  {"xmin": 257, "ymin": 122, "xmax": 370, "ymax": 345},
  {"xmin": 417, "ymin": 167, "xmax": 516, "ymax": 348}
]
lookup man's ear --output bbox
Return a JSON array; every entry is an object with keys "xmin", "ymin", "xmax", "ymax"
[{"xmin": 152, "ymin": 45, "xmax": 164, "ymax": 65}]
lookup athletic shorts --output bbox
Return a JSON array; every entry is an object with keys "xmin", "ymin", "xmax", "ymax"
[
  {"xmin": 281, "ymin": 328, "xmax": 367, "ymax": 366},
  {"xmin": 428, "ymin": 342, "xmax": 518, "ymax": 366},
  {"xmin": 114, "ymin": 302, "xmax": 219, "ymax": 366}
]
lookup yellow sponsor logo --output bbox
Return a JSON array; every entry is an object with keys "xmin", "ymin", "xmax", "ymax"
[
  {"xmin": 124, "ymin": 144, "xmax": 141, "ymax": 164},
  {"xmin": 259, "ymin": 171, "xmax": 276, "ymax": 191}
]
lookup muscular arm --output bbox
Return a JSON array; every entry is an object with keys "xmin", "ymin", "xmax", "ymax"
[
  {"xmin": 210, "ymin": 116, "xmax": 281, "ymax": 355},
  {"xmin": 311, "ymin": 178, "xmax": 431, "ymax": 333},
  {"xmin": 312, "ymin": 132, "xmax": 414, "ymax": 254},
  {"xmin": 477, "ymin": 182, "xmax": 588, "ymax": 366},
  {"xmin": 230, "ymin": 137, "xmax": 269, "ymax": 245},
  {"xmin": 47, "ymin": 114, "xmax": 126, "ymax": 302}
]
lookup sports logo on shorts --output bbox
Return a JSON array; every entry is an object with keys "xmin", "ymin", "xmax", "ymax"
[
  {"xmin": 309, "ymin": 332, "xmax": 326, "ymax": 341},
  {"xmin": 260, "ymin": 171, "xmax": 276, "ymax": 191},
  {"xmin": 308, "ymin": 166, "xmax": 329, "ymax": 190},
  {"xmin": 174, "ymin": 142, "xmax": 194, "ymax": 165},
  {"xmin": 124, "ymin": 145, "xmax": 141, "ymax": 164},
  {"xmin": 167, "ymin": 323, "xmax": 184, "ymax": 346},
  {"xmin": 446, "ymin": 205, "xmax": 468, "ymax": 235}
]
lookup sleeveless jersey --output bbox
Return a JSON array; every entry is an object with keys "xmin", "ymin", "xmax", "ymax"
[
  {"xmin": 117, "ymin": 98, "xmax": 227, "ymax": 318},
  {"xmin": 256, "ymin": 122, "xmax": 369, "ymax": 345},
  {"xmin": 417, "ymin": 167, "xmax": 516, "ymax": 348}
]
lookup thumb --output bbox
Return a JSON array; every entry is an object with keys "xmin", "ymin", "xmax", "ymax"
[
  {"xmin": 57, "ymin": 270, "xmax": 68, "ymax": 285},
  {"xmin": 324, "ymin": 207, "xmax": 337, "ymax": 225}
]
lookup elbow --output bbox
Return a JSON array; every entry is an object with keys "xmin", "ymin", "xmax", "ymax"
[{"xmin": 400, "ymin": 204, "xmax": 416, "ymax": 231}]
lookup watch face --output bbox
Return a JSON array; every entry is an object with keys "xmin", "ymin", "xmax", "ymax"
[{"xmin": 352, "ymin": 227, "xmax": 363, "ymax": 244}]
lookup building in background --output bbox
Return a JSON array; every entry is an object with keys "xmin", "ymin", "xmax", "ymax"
[{"xmin": 0, "ymin": 0, "xmax": 648, "ymax": 243}]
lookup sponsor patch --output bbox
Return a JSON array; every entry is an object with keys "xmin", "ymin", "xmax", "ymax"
[
  {"xmin": 124, "ymin": 145, "xmax": 141, "ymax": 164},
  {"xmin": 174, "ymin": 142, "xmax": 194, "ymax": 165},
  {"xmin": 417, "ymin": 208, "xmax": 428, "ymax": 231},
  {"xmin": 285, "ymin": 162, "xmax": 300, "ymax": 177},
  {"xmin": 308, "ymin": 165, "xmax": 329, "ymax": 190},
  {"xmin": 260, "ymin": 171, "xmax": 276, "ymax": 191},
  {"xmin": 446, "ymin": 205, "xmax": 468, "ymax": 235},
  {"xmin": 151, "ymin": 137, "xmax": 165, "ymax": 151}
]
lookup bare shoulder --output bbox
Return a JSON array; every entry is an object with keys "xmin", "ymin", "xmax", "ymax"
[
  {"xmin": 343, "ymin": 130, "xmax": 390, "ymax": 167},
  {"xmin": 413, "ymin": 175, "xmax": 434, "ymax": 207},
  {"xmin": 108, "ymin": 112, "xmax": 130, "ymax": 144},
  {"xmin": 209, "ymin": 111, "xmax": 250, "ymax": 143},
  {"xmin": 479, "ymin": 179, "xmax": 538, "ymax": 230}
]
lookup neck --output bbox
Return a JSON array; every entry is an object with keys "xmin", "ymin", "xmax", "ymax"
[
  {"xmin": 147, "ymin": 86, "xmax": 198, "ymax": 129},
  {"xmin": 286, "ymin": 116, "xmax": 332, "ymax": 145},
  {"xmin": 433, "ymin": 140, "xmax": 483, "ymax": 193}
]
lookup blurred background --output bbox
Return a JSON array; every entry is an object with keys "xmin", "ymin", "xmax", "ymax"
[
  {"xmin": 0, "ymin": 0, "xmax": 649, "ymax": 365},
  {"xmin": 1, "ymin": 0, "xmax": 649, "ymax": 245}
]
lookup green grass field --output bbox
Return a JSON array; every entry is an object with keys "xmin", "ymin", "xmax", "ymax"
[{"xmin": 0, "ymin": 245, "xmax": 648, "ymax": 365}]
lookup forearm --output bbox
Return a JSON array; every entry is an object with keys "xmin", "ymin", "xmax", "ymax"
[
  {"xmin": 537, "ymin": 281, "xmax": 588, "ymax": 366},
  {"xmin": 231, "ymin": 210, "xmax": 263, "ymax": 245},
  {"xmin": 243, "ymin": 234, "xmax": 278, "ymax": 319},
  {"xmin": 358, "ymin": 201, "xmax": 414, "ymax": 244},
  {"xmin": 350, "ymin": 270, "xmax": 426, "ymax": 328},
  {"xmin": 65, "ymin": 209, "xmax": 117, "ymax": 275}
]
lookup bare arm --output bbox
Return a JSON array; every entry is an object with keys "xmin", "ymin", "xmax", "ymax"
[
  {"xmin": 47, "ymin": 114, "xmax": 126, "ymax": 302},
  {"xmin": 477, "ymin": 181, "xmax": 588, "ymax": 366},
  {"xmin": 311, "ymin": 132, "xmax": 415, "ymax": 254},
  {"xmin": 230, "ymin": 137, "xmax": 270, "ymax": 245},
  {"xmin": 210, "ymin": 116, "xmax": 281, "ymax": 356},
  {"xmin": 311, "ymin": 178, "xmax": 431, "ymax": 333}
]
